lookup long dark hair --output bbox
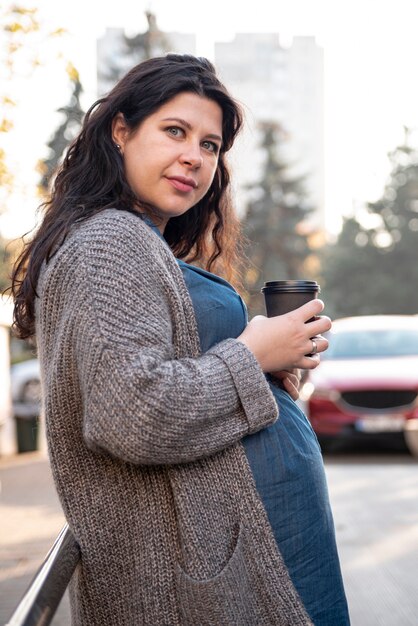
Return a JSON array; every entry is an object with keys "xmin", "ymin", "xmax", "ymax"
[{"xmin": 11, "ymin": 54, "xmax": 244, "ymax": 339}]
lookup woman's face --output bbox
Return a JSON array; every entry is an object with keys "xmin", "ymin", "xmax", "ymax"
[{"xmin": 112, "ymin": 92, "xmax": 223, "ymax": 232}]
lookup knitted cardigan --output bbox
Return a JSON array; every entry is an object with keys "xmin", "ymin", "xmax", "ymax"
[{"xmin": 35, "ymin": 209, "xmax": 312, "ymax": 625}]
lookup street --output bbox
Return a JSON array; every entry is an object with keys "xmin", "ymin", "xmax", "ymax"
[
  {"xmin": 1, "ymin": 447, "xmax": 417, "ymax": 625},
  {"xmin": 324, "ymin": 447, "xmax": 418, "ymax": 626}
]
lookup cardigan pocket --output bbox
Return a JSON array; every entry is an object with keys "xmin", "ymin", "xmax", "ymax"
[{"xmin": 174, "ymin": 523, "xmax": 262, "ymax": 626}]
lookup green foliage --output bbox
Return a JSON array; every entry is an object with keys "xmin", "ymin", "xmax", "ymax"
[
  {"xmin": 38, "ymin": 67, "xmax": 84, "ymax": 194},
  {"xmin": 0, "ymin": 3, "xmax": 67, "ymax": 213},
  {"xmin": 100, "ymin": 12, "xmax": 171, "ymax": 89},
  {"xmin": 320, "ymin": 129, "xmax": 418, "ymax": 318},
  {"xmin": 242, "ymin": 122, "xmax": 316, "ymax": 316},
  {"xmin": 1, "ymin": 5, "xmax": 40, "ymax": 208},
  {"xmin": 0, "ymin": 5, "xmax": 81, "ymax": 298},
  {"xmin": 0, "ymin": 235, "xmax": 21, "ymax": 292},
  {"xmin": 38, "ymin": 11, "xmax": 169, "ymax": 195}
]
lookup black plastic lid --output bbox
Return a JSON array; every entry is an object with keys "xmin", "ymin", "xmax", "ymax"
[{"xmin": 262, "ymin": 280, "xmax": 320, "ymax": 293}]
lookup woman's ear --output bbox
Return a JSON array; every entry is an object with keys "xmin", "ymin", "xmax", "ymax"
[{"xmin": 111, "ymin": 113, "xmax": 129, "ymax": 151}]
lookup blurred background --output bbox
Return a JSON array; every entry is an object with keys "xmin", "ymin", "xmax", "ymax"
[{"xmin": 1, "ymin": 1, "xmax": 418, "ymax": 624}]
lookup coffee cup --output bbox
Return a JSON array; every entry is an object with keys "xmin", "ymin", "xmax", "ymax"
[{"xmin": 261, "ymin": 280, "xmax": 320, "ymax": 318}]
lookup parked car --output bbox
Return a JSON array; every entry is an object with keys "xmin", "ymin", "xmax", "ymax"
[
  {"xmin": 300, "ymin": 315, "xmax": 418, "ymax": 454},
  {"xmin": 10, "ymin": 358, "xmax": 41, "ymax": 417}
]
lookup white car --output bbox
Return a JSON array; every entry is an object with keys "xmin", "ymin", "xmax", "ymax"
[{"xmin": 10, "ymin": 358, "xmax": 41, "ymax": 417}]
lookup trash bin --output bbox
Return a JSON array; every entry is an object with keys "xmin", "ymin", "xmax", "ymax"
[{"xmin": 15, "ymin": 415, "xmax": 39, "ymax": 453}]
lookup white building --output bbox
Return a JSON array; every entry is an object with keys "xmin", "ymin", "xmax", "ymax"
[
  {"xmin": 215, "ymin": 34, "xmax": 324, "ymax": 229},
  {"xmin": 97, "ymin": 28, "xmax": 196, "ymax": 97}
]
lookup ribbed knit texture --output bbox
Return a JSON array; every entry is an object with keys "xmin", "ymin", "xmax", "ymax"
[{"xmin": 35, "ymin": 209, "xmax": 312, "ymax": 625}]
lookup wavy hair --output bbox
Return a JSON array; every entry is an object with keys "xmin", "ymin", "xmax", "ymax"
[{"xmin": 11, "ymin": 54, "xmax": 244, "ymax": 338}]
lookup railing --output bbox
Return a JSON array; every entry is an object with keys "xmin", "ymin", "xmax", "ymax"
[{"xmin": 6, "ymin": 524, "xmax": 80, "ymax": 626}]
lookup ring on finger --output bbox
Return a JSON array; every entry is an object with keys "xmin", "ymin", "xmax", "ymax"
[{"xmin": 311, "ymin": 338, "xmax": 318, "ymax": 355}]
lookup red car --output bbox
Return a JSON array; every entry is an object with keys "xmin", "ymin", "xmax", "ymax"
[{"xmin": 300, "ymin": 315, "xmax": 418, "ymax": 454}]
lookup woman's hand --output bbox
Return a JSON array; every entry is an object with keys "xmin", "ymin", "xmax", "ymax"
[
  {"xmin": 237, "ymin": 299, "xmax": 331, "ymax": 373},
  {"xmin": 270, "ymin": 369, "xmax": 301, "ymax": 401}
]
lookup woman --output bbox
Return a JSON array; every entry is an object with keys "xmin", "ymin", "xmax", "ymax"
[{"xmin": 12, "ymin": 54, "xmax": 349, "ymax": 625}]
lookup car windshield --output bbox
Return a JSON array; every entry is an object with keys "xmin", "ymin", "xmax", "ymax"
[{"xmin": 323, "ymin": 328, "xmax": 418, "ymax": 359}]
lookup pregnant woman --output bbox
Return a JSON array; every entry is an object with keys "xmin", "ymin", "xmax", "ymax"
[{"xmin": 11, "ymin": 54, "xmax": 350, "ymax": 625}]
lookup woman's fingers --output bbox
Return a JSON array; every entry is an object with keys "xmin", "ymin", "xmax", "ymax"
[
  {"xmin": 284, "ymin": 369, "xmax": 301, "ymax": 390},
  {"xmin": 272, "ymin": 369, "xmax": 301, "ymax": 389},
  {"xmin": 305, "ymin": 315, "xmax": 332, "ymax": 337},
  {"xmin": 306, "ymin": 334, "xmax": 329, "ymax": 356},
  {"xmin": 238, "ymin": 304, "xmax": 332, "ymax": 373},
  {"xmin": 290, "ymin": 300, "xmax": 332, "ymax": 336},
  {"xmin": 299, "ymin": 353, "xmax": 321, "ymax": 369},
  {"xmin": 291, "ymin": 298, "xmax": 324, "ymax": 321},
  {"xmin": 281, "ymin": 375, "xmax": 300, "ymax": 401}
]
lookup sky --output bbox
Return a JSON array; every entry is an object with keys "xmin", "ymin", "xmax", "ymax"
[{"xmin": 2, "ymin": 0, "xmax": 418, "ymax": 237}]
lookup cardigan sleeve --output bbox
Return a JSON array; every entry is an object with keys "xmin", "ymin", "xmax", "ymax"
[{"xmin": 63, "ymin": 212, "xmax": 278, "ymax": 465}]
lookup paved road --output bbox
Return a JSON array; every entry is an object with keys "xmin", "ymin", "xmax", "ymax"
[
  {"xmin": 1, "ymin": 448, "xmax": 417, "ymax": 625},
  {"xmin": 324, "ymin": 448, "xmax": 418, "ymax": 626},
  {"xmin": 0, "ymin": 452, "xmax": 69, "ymax": 625}
]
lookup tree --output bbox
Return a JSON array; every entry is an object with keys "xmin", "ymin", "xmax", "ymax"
[
  {"xmin": 0, "ymin": 235, "xmax": 22, "ymax": 292},
  {"xmin": 242, "ymin": 121, "xmax": 317, "ymax": 316},
  {"xmin": 368, "ymin": 127, "xmax": 418, "ymax": 248},
  {"xmin": 99, "ymin": 11, "xmax": 171, "ymax": 93},
  {"xmin": 319, "ymin": 217, "xmax": 383, "ymax": 319},
  {"xmin": 124, "ymin": 12, "xmax": 170, "ymax": 62},
  {"xmin": 1, "ymin": 5, "xmax": 41, "ymax": 214},
  {"xmin": 0, "ymin": 3, "xmax": 67, "ymax": 213},
  {"xmin": 38, "ymin": 10, "xmax": 170, "ymax": 194},
  {"xmin": 0, "ymin": 4, "xmax": 68, "ymax": 292},
  {"xmin": 38, "ymin": 64, "xmax": 84, "ymax": 194},
  {"xmin": 320, "ymin": 128, "xmax": 418, "ymax": 318}
]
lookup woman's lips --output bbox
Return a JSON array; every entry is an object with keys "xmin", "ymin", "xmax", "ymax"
[{"xmin": 166, "ymin": 177, "xmax": 197, "ymax": 193}]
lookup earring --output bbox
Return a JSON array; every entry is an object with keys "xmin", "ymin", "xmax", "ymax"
[{"xmin": 114, "ymin": 143, "xmax": 121, "ymax": 151}]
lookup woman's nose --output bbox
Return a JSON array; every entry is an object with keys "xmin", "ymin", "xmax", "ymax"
[{"xmin": 179, "ymin": 144, "xmax": 203, "ymax": 169}]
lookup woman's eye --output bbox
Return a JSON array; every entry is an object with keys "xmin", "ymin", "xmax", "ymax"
[
  {"xmin": 167, "ymin": 127, "xmax": 183, "ymax": 137},
  {"xmin": 202, "ymin": 140, "xmax": 218, "ymax": 154}
]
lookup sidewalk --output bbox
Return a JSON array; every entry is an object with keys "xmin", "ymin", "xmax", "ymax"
[
  {"xmin": 0, "ymin": 452, "xmax": 69, "ymax": 625},
  {"xmin": 2, "ymin": 449, "xmax": 417, "ymax": 625}
]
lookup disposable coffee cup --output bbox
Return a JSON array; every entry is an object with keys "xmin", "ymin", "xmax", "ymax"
[{"xmin": 262, "ymin": 280, "xmax": 320, "ymax": 318}]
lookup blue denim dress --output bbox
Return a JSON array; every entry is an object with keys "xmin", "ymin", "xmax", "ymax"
[{"xmin": 147, "ymin": 220, "xmax": 350, "ymax": 624}]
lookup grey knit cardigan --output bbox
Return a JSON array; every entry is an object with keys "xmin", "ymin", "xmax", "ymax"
[{"xmin": 35, "ymin": 209, "xmax": 312, "ymax": 625}]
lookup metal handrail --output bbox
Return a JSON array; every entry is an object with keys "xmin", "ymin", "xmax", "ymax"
[{"xmin": 6, "ymin": 524, "xmax": 80, "ymax": 626}]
